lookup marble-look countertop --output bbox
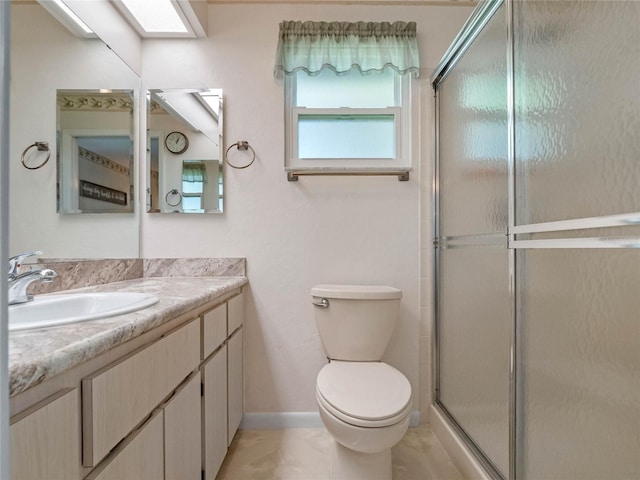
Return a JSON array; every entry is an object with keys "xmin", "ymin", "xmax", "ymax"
[{"xmin": 9, "ymin": 276, "xmax": 248, "ymax": 397}]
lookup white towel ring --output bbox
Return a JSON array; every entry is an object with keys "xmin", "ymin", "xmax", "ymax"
[
  {"xmin": 21, "ymin": 142, "xmax": 51, "ymax": 170},
  {"xmin": 224, "ymin": 141, "xmax": 256, "ymax": 169}
]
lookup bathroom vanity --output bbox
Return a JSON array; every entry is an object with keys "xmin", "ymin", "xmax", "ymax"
[{"xmin": 8, "ymin": 276, "xmax": 247, "ymax": 480}]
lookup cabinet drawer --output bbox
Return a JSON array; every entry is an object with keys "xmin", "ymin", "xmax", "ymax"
[
  {"xmin": 228, "ymin": 293, "xmax": 243, "ymax": 334},
  {"xmin": 203, "ymin": 302, "xmax": 227, "ymax": 359},
  {"xmin": 85, "ymin": 409, "xmax": 164, "ymax": 480},
  {"xmin": 82, "ymin": 319, "xmax": 200, "ymax": 466}
]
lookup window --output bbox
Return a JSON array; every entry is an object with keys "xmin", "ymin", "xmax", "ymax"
[
  {"xmin": 286, "ymin": 69, "xmax": 413, "ymax": 168},
  {"xmin": 275, "ymin": 21, "xmax": 420, "ymax": 173},
  {"xmin": 181, "ymin": 161, "xmax": 223, "ymax": 213},
  {"xmin": 182, "ymin": 177, "xmax": 204, "ymax": 212}
]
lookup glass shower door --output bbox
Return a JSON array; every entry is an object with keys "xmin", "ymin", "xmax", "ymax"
[
  {"xmin": 435, "ymin": 3, "xmax": 510, "ymax": 477},
  {"xmin": 434, "ymin": 1, "xmax": 640, "ymax": 478},
  {"xmin": 513, "ymin": 1, "xmax": 640, "ymax": 478}
]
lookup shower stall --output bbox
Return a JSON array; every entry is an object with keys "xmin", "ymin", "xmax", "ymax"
[{"xmin": 431, "ymin": 1, "xmax": 639, "ymax": 479}]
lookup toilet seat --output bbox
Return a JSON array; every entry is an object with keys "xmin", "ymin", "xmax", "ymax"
[{"xmin": 316, "ymin": 361, "xmax": 411, "ymax": 428}]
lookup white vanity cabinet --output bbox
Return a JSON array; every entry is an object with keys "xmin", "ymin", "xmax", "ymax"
[
  {"xmin": 82, "ymin": 318, "xmax": 200, "ymax": 467},
  {"xmin": 227, "ymin": 293, "xmax": 244, "ymax": 444},
  {"xmin": 202, "ymin": 344, "xmax": 228, "ymax": 480},
  {"xmin": 10, "ymin": 388, "xmax": 81, "ymax": 480},
  {"xmin": 201, "ymin": 291, "xmax": 244, "ymax": 479},
  {"xmin": 228, "ymin": 327, "xmax": 243, "ymax": 444},
  {"xmin": 9, "ymin": 288, "xmax": 244, "ymax": 480},
  {"xmin": 163, "ymin": 371, "xmax": 202, "ymax": 480},
  {"xmin": 85, "ymin": 410, "xmax": 164, "ymax": 480},
  {"xmin": 86, "ymin": 373, "xmax": 202, "ymax": 480},
  {"xmin": 203, "ymin": 301, "xmax": 227, "ymax": 358}
]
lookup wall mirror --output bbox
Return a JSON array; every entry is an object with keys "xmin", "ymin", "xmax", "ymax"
[
  {"xmin": 57, "ymin": 90, "xmax": 134, "ymax": 214},
  {"xmin": 9, "ymin": 3, "xmax": 141, "ymax": 259},
  {"xmin": 147, "ymin": 88, "xmax": 224, "ymax": 214}
]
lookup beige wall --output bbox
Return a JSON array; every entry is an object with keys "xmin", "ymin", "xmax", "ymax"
[{"xmin": 141, "ymin": 4, "xmax": 472, "ymax": 417}]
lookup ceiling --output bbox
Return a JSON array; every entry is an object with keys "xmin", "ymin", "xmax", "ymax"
[
  {"xmin": 13, "ymin": 0, "xmax": 477, "ymax": 7},
  {"xmin": 206, "ymin": 0, "xmax": 477, "ymax": 4}
]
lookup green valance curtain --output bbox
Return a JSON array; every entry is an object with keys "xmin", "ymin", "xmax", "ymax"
[
  {"xmin": 182, "ymin": 163, "xmax": 207, "ymax": 183},
  {"xmin": 274, "ymin": 21, "xmax": 420, "ymax": 77}
]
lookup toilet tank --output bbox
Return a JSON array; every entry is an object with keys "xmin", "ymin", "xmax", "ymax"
[{"xmin": 311, "ymin": 285, "xmax": 402, "ymax": 361}]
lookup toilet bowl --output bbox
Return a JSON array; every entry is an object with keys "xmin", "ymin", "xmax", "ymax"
[{"xmin": 312, "ymin": 285, "xmax": 411, "ymax": 480}]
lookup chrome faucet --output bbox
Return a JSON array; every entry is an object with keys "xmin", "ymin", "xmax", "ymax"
[
  {"xmin": 8, "ymin": 251, "xmax": 57, "ymax": 305},
  {"xmin": 8, "ymin": 250, "xmax": 42, "ymax": 277}
]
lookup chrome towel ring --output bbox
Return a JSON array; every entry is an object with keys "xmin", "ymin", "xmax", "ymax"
[
  {"xmin": 21, "ymin": 142, "xmax": 50, "ymax": 170},
  {"xmin": 165, "ymin": 189, "xmax": 182, "ymax": 207},
  {"xmin": 224, "ymin": 140, "xmax": 256, "ymax": 169}
]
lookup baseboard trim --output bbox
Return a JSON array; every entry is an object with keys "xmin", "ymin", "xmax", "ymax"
[
  {"xmin": 240, "ymin": 412, "xmax": 323, "ymax": 429},
  {"xmin": 409, "ymin": 410, "xmax": 420, "ymax": 427},
  {"xmin": 240, "ymin": 410, "xmax": 421, "ymax": 430},
  {"xmin": 428, "ymin": 405, "xmax": 491, "ymax": 480}
]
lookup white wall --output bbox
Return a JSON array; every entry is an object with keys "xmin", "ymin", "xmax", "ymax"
[{"xmin": 141, "ymin": 4, "xmax": 471, "ymax": 416}]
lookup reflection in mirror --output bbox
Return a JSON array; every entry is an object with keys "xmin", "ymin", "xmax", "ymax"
[
  {"xmin": 57, "ymin": 90, "xmax": 134, "ymax": 213},
  {"xmin": 10, "ymin": 2, "xmax": 141, "ymax": 259},
  {"xmin": 147, "ymin": 88, "xmax": 223, "ymax": 214},
  {"xmin": 182, "ymin": 160, "xmax": 222, "ymax": 213}
]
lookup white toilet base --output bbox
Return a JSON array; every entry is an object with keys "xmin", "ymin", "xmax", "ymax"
[{"xmin": 331, "ymin": 441, "xmax": 392, "ymax": 480}]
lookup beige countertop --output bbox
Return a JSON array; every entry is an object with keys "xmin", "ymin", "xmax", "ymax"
[{"xmin": 9, "ymin": 276, "xmax": 248, "ymax": 397}]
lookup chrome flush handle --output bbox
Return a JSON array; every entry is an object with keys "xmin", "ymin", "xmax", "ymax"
[{"xmin": 312, "ymin": 298, "xmax": 330, "ymax": 308}]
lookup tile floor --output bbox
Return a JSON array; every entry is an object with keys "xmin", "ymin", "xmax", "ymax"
[{"xmin": 216, "ymin": 424, "xmax": 463, "ymax": 480}]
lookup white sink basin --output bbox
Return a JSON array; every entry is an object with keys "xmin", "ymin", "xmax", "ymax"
[{"xmin": 9, "ymin": 292, "xmax": 159, "ymax": 332}]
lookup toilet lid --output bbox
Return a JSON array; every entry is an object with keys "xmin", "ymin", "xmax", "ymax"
[{"xmin": 316, "ymin": 361, "xmax": 411, "ymax": 422}]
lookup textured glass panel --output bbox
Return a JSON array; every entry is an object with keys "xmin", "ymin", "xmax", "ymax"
[
  {"xmin": 438, "ymin": 4, "xmax": 508, "ymax": 236},
  {"xmin": 517, "ymin": 249, "xmax": 640, "ymax": 479},
  {"xmin": 295, "ymin": 69, "xmax": 396, "ymax": 108},
  {"xmin": 514, "ymin": 1, "xmax": 640, "ymax": 224},
  {"xmin": 439, "ymin": 245, "xmax": 510, "ymax": 476},
  {"xmin": 298, "ymin": 115, "xmax": 395, "ymax": 159}
]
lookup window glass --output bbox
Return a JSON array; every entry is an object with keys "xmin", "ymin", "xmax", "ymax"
[
  {"xmin": 295, "ymin": 69, "xmax": 396, "ymax": 108},
  {"xmin": 182, "ymin": 196, "xmax": 202, "ymax": 212},
  {"xmin": 182, "ymin": 179, "xmax": 203, "ymax": 194},
  {"xmin": 298, "ymin": 114, "xmax": 395, "ymax": 159}
]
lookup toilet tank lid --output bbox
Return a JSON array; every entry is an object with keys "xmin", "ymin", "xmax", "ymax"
[{"xmin": 311, "ymin": 285, "xmax": 402, "ymax": 300}]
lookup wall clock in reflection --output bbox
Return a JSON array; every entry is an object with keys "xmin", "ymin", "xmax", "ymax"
[{"xmin": 165, "ymin": 131, "xmax": 189, "ymax": 154}]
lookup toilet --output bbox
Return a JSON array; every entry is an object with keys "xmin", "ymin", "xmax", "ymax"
[{"xmin": 312, "ymin": 284, "xmax": 411, "ymax": 480}]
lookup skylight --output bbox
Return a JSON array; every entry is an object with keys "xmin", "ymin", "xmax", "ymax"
[
  {"xmin": 116, "ymin": 0, "xmax": 193, "ymax": 36},
  {"xmin": 198, "ymin": 90, "xmax": 222, "ymax": 118},
  {"xmin": 38, "ymin": 0, "xmax": 205, "ymax": 39}
]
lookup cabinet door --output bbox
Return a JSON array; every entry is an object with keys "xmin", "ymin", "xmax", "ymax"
[
  {"xmin": 228, "ymin": 327, "xmax": 243, "ymax": 445},
  {"xmin": 10, "ymin": 388, "xmax": 81, "ymax": 480},
  {"xmin": 228, "ymin": 292, "xmax": 243, "ymax": 334},
  {"xmin": 82, "ymin": 319, "xmax": 200, "ymax": 466},
  {"xmin": 165, "ymin": 371, "xmax": 202, "ymax": 480},
  {"xmin": 85, "ymin": 410, "xmax": 164, "ymax": 480},
  {"xmin": 202, "ymin": 345, "xmax": 227, "ymax": 480}
]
